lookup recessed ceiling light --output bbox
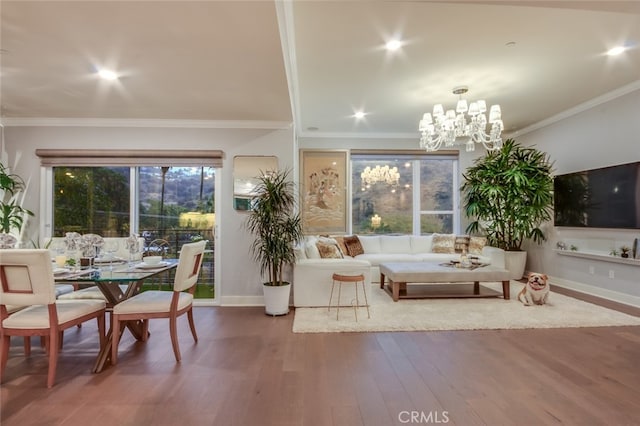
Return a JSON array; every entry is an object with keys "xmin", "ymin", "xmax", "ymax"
[
  {"xmin": 354, "ymin": 111, "xmax": 366, "ymax": 119},
  {"xmin": 607, "ymin": 46, "xmax": 626, "ymax": 56},
  {"xmin": 385, "ymin": 40, "xmax": 402, "ymax": 51},
  {"xmin": 98, "ymin": 69, "xmax": 119, "ymax": 80}
]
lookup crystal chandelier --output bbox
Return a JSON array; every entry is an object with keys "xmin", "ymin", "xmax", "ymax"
[
  {"xmin": 418, "ymin": 86, "xmax": 504, "ymax": 152},
  {"xmin": 361, "ymin": 165, "xmax": 400, "ymax": 187}
]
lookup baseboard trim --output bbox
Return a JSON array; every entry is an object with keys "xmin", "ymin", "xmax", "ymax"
[
  {"xmin": 548, "ymin": 275, "xmax": 640, "ymax": 309},
  {"xmin": 218, "ymin": 295, "xmax": 265, "ymax": 307}
]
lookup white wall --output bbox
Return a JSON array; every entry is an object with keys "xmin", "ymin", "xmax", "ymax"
[
  {"xmin": 3, "ymin": 125, "xmax": 295, "ymax": 305},
  {"xmin": 517, "ymin": 88, "xmax": 640, "ymax": 307}
]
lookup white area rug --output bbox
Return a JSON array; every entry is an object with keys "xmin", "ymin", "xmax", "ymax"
[{"xmin": 292, "ymin": 281, "xmax": 640, "ymax": 333}]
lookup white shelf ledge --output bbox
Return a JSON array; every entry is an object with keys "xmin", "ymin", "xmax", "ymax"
[{"xmin": 554, "ymin": 249, "xmax": 640, "ymax": 266}]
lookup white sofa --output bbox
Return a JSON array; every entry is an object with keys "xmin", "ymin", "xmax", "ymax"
[{"xmin": 293, "ymin": 234, "xmax": 505, "ymax": 307}]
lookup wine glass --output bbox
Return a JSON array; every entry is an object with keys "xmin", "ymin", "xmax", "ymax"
[{"xmin": 103, "ymin": 240, "xmax": 119, "ymax": 270}]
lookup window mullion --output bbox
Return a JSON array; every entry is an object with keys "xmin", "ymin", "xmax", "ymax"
[
  {"xmin": 413, "ymin": 159, "xmax": 421, "ymax": 235},
  {"xmin": 130, "ymin": 168, "xmax": 139, "ymax": 235}
]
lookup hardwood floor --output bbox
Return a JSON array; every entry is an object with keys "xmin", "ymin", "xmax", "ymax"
[{"xmin": 2, "ymin": 299, "xmax": 640, "ymax": 426}]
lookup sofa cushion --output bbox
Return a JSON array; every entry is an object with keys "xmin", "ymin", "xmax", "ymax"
[
  {"xmin": 431, "ymin": 233, "xmax": 456, "ymax": 253},
  {"xmin": 380, "ymin": 235, "xmax": 411, "ymax": 253},
  {"xmin": 410, "ymin": 235, "xmax": 433, "ymax": 254},
  {"xmin": 356, "ymin": 253, "xmax": 423, "ymax": 266},
  {"xmin": 294, "ymin": 243, "xmax": 307, "ymax": 260},
  {"xmin": 304, "ymin": 236, "xmax": 321, "ymax": 259},
  {"xmin": 343, "ymin": 235, "xmax": 364, "ymax": 256},
  {"xmin": 358, "ymin": 235, "xmax": 381, "ymax": 254},
  {"xmin": 469, "ymin": 236, "xmax": 487, "ymax": 254}
]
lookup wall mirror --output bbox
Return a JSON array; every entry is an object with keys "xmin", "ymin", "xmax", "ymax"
[{"xmin": 233, "ymin": 155, "xmax": 278, "ymax": 210}]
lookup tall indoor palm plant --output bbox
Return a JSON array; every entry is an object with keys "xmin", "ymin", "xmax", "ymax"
[
  {"xmin": 461, "ymin": 139, "xmax": 554, "ymax": 277},
  {"xmin": 245, "ymin": 169, "xmax": 303, "ymax": 315}
]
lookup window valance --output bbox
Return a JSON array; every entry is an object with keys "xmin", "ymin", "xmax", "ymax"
[{"xmin": 35, "ymin": 149, "xmax": 224, "ymax": 167}]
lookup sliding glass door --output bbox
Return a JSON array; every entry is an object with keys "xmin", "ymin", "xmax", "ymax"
[{"xmin": 49, "ymin": 165, "xmax": 217, "ymax": 301}]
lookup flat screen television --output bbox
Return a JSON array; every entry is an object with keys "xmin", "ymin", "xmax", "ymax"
[{"xmin": 553, "ymin": 161, "xmax": 640, "ymax": 229}]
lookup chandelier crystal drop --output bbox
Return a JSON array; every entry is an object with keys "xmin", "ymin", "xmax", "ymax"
[
  {"xmin": 418, "ymin": 86, "xmax": 504, "ymax": 152},
  {"xmin": 361, "ymin": 165, "xmax": 400, "ymax": 187}
]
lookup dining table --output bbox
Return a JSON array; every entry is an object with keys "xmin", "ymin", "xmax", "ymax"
[{"xmin": 54, "ymin": 258, "xmax": 178, "ymax": 373}]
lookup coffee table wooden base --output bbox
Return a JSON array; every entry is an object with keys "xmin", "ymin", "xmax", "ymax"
[
  {"xmin": 382, "ymin": 281, "xmax": 507, "ymax": 301},
  {"xmin": 379, "ymin": 262, "xmax": 511, "ymax": 302}
]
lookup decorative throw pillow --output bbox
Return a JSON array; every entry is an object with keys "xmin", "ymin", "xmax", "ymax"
[
  {"xmin": 316, "ymin": 241, "xmax": 343, "ymax": 259},
  {"xmin": 332, "ymin": 236, "xmax": 349, "ymax": 257},
  {"xmin": 343, "ymin": 235, "xmax": 364, "ymax": 256},
  {"xmin": 468, "ymin": 236, "xmax": 487, "ymax": 254},
  {"xmin": 431, "ymin": 233, "xmax": 456, "ymax": 254},
  {"xmin": 454, "ymin": 235, "xmax": 471, "ymax": 253}
]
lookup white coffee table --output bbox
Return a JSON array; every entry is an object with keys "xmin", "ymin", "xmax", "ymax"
[{"xmin": 379, "ymin": 262, "xmax": 511, "ymax": 302}]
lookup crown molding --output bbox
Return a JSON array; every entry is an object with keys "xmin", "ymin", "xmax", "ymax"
[
  {"xmin": 512, "ymin": 80, "xmax": 640, "ymax": 138},
  {"xmin": 0, "ymin": 117, "xmax": 292, "ymax": 129}
]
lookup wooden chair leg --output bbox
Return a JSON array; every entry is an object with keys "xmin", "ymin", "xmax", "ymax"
[
  {"xmin": 47, "ymin": 329, "xmax": 59, "ymax": 388},
  {"xmin": 187, "ymin": 308, "xmax": 198, "ymax": 343},
  {"xmin": 111, "ymin": 315, "xmax": 120, "ymax": 366},
  {"xmin": 169, "ymin": 315, "xmax": 181, "ymax": 362},
  {"xmin": 1, "ymin": 335, "xmax": 10, "ymax": 382},
  {"xmin": 141, "ymin": 320, "xmax": 150, "ymax": 342},
  {"xmin": 23, "ymin": 337, "xmax": 31, "ymax": 356},
  {"xmin": 97, "ymin": 315, "xmax": 106, "ymax": 349}
]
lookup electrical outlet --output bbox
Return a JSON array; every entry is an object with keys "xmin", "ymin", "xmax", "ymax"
[
  {"xmin": 589, "ymin": 266, "xmax": 595, "ymax": 274},
  {"xmin": 609, "ymin": 270, "xmax": 615, "ymax": 279}
]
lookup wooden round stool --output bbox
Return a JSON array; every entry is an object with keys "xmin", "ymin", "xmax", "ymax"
[{"xmin": 328, "ymin": 272, "xmax": 370, "ymax": 321}]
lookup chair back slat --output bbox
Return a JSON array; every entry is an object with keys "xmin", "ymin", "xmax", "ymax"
[
  {"xmin": 0, "ymin": 249, "xmax": 56, "ymax": 306},
  {"xmin": 173, "ymin": 241, "xmax": 206, "ymax": 292}
]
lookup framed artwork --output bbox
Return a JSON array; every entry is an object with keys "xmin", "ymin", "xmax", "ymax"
[{"xmin": 300, "ymin": 149, "xmax": 348, "ymax": 234}]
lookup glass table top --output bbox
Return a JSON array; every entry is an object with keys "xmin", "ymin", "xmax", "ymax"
[{"xmin": 53, "ymin": 258, "xmax": 178, "ymax": 282}]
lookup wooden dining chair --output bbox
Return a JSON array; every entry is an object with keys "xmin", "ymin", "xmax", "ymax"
[
  {"xmin": 0, "ymin": 249, "xmax": 106, "ymax": 388},
  {"xmin": 111, "ymin": 240, "xmax": 206, "ymax": 365}
]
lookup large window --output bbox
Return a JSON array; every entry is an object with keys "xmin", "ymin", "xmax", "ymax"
[
  {"xmin": 51, "ymin": 165, "xmax": 216, "ymax": 300},
  {"xmin": 351, "ymin": 153, "xmax": 458, "ymax": 235}
]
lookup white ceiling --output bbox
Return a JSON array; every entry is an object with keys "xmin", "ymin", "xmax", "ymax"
[{"xmin": 1, "ymin": 1, "xmax": 639, "ymax": 139}]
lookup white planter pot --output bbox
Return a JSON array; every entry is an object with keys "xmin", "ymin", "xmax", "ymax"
[
  {"xmin": 263, "ymin": 283, "xmax": 291, "ymax": 316},
  {"xmin": 504, "ymin": 251, "xmax": 527, "ymax": 280}
]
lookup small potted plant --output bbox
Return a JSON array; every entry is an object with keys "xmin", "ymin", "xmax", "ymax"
[{"xmin": 620, "ymin": 246, "xmax": 631, "ymax": 258}]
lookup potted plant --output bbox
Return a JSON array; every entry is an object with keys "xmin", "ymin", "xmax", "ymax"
[
  {"xmin": 0, "ymin": 161, "xmax": 34, "ymax": 246},
  {"xmin": 461, "ymin": 139, "xmax": 554, "ymax": 279},
  {"xmin": 620, "ymin": 246, "xmax": 631, "ymax": 258},
  {"xmin": 245, "ymin": 168, "xmax": 303, "ymax": 315}
]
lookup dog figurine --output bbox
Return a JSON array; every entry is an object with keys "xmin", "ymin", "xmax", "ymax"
[{"xmin": 518, "ymin": 272, "xmax": 550, "ymax": 306}]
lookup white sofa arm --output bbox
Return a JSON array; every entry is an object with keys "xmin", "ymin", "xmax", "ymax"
[
  {"xmin": 481, "ymin": 246, "xmax": 506, "ymax": 269},
  {"xmin": 293, "ymin": 259, "xmax": 371, "ymax": 307}
]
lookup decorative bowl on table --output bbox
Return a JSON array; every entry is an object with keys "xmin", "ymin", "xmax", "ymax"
[{"xmin": 143, "ymin": 256, "xmax": 163, "ymax": 265}]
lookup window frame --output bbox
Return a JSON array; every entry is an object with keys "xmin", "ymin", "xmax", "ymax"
[{"xmin": 350, "ymin": 151, "xmax": 460, "ymax": 235}]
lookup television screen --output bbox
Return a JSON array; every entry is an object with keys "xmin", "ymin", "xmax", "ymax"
[{"xmin": 553, "ymin": 162, "xmax": 640, "ymax": 229}]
